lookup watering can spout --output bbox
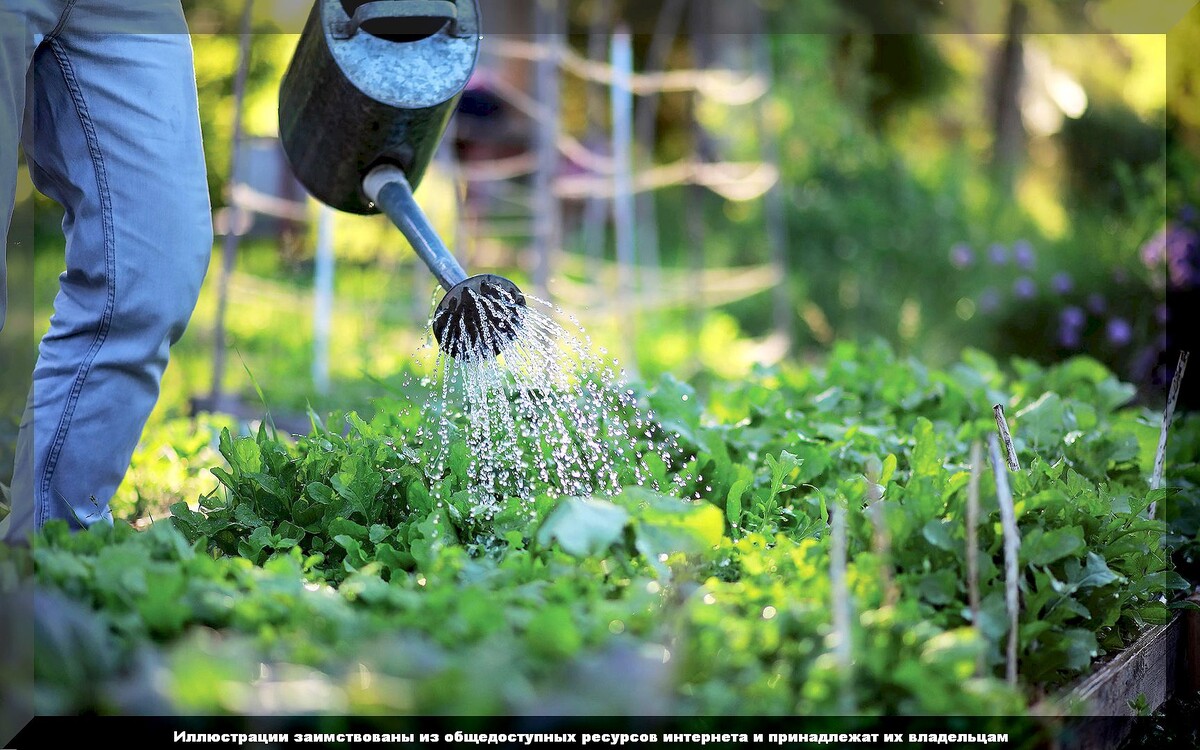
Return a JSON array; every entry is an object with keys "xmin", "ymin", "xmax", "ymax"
[
  {"xmin": 362, "ymin": 165, "xmax": 528, "ymax": 361},
  {"xmin": 363, "ymin": 164, "xmax": 467, "ymax": 291}
]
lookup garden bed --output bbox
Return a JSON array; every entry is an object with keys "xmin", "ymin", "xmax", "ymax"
[{"xmin": 23, "ymin": 343, "xmax": 1200, "ymax": 725}]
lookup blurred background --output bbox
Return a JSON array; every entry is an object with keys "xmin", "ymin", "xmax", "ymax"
[{"xmin": 8, "ymin": 0, "xmax": 1199, "ymax": 518}]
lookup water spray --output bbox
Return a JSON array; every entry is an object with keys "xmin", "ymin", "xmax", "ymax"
[{"xmin": 278, "ymin": 0, "xmax": 526, "ymax": 360}]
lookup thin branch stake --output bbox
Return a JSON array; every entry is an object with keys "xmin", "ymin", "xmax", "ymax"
[
  {"xmin": 864, "ymin": 458, "xmax": 897, "ymax": 607},
  {"xmin": 989, "ymin": 433, "xmax": 1021, "ymax": 687},
  {"xmin": 967, "ymin": 440, "xmax": 984, "ymax": 678},
  {"xmin": 867, "ymin": 502, "xmax": 898, "ymax": 608},
  {"xmin": 993, "ymin": 404, "xmax": 1020, "ymax": 471},
  {"xmin": 1150, "ymin": 350, "xmax": 1190, "ymax": 519},
  {"xmin": 829, "ymin": 492, "xmax": 855, "ymax": 713}
]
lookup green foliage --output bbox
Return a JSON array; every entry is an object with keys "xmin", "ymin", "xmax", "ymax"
[
  {"xmin": 1059, "ymin": 103, "xmax": 1165, "ymax": 212},
  {"xmin": 29, "ymin": 343, "xmax": 1200, "ymax": 716},
  {"xmin": 537, "ymin": 496, "xmax": 628, "ymax": 558}
]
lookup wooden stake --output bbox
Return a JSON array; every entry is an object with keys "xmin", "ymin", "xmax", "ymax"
[
  {"xmin": 868, "ymin": 503, "xmax": 898, "ymax": 608},
  {"xmin": 632, "ymin": 0, "xmax": 686, "ymax": 297},
  {"xmin": 993, "ymin": 404, "xmax": 1020, "ymax": 471},
  {"xmin": 1150, "ymin": 350, "xmax": 1189, "ymax": 519},
  {"xmin": 753, "ymin": 23, "xmax": 793, "ymax": 352},
  {"xmin": 209, "ymin": 0, "xmax": 255, "ymax": 406},
  {"xmin": 611, "ymin": 25, "xmax": 637, "ymax": 371},
  {"xmin": 312, "ymin": 205, "xmax": 334, "ymax": 395},
  {"xmin": 989, "ymin": 433, "xmax": 1021, "ymax": 686},
  {"xmin": 580, "ymin": 0, "xmax": 612, "ymax": 281},
  {"xmin": 685, "ymin": 5, "xmax": 711, "ymax": 372},
  {"xmin": 532, "ymin": 0, "xmax": 563, "ymax": 300},
  {"xmin": 967, "ymin": 440, "xmax": 984, "ymax": 677},
  {"xmin": 864, "ymin": 460, "xmax": 897, "ymax": 608},
  {"xmin": 829, "ymin": 492, "xmax": 855, "ymax": 713}
]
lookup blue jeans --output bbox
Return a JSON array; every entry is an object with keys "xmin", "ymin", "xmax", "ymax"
[{"xmin": 0, "ymin": 0, "xmax": 212, "ymax": 540}]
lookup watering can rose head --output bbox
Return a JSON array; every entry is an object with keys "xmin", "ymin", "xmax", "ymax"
[{"xmin": 432, "ymin": 274, "xmax": 528, "ymax": 360}]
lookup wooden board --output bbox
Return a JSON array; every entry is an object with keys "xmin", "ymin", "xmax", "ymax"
[
  {"xmin": 1060, "ymin": 616, "xmax": 1182, "ymax": 717},
  {"xmin": 1189, "ymin": 598, "xmax": 1200, "ymax": 694},
  {"xmin": 1032, "ymin": 600, "xmax": 1199, "ymax": 750}
]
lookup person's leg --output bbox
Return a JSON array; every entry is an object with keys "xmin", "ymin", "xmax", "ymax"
[
  {"xmin": 5, "ymin": 0, "xmax": 211, "ymax": 536},
  {"xmin": 0, "ymin": 0, "xmax": 71, "ymax": 541},
  {"xmin": 1, "ymin": 3, "xmax": 41, "ymax": 324}
]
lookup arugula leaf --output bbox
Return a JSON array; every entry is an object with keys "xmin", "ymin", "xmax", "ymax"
[{"xmin": 536, "ymin": 497, "xmax": 629, "ymax": 558}]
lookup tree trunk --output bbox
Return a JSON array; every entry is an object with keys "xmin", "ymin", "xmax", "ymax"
[{"xmin": 991, "ymin": 0, "xmax": 1028, "ymax": 192}]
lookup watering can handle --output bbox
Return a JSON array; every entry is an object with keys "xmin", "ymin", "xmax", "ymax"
[{"xmin": 334, "ymin": 0, "xmax": 460, "ymax": 39}]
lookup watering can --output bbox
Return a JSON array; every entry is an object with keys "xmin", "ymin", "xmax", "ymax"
[{"xmin": 278, "ymin": 0, "xmax": 526, "ymax": 359}]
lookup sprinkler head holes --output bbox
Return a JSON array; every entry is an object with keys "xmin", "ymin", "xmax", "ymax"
[{"xmin": 432, "ymin": 274, "xmax": 527, "ymax": 360}]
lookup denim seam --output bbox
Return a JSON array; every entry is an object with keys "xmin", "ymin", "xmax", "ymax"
[
  {"xmin": 36, "ymin": 39, "xmax": 117, "ymax": 526},
  {"xmin": 45, "ymin": 0, "xmax": 80, "ymax": 40}
]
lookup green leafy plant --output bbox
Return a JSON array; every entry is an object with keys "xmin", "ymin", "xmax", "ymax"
[{"xmin": 28, "ymin": 342, "xmax": 1199, "ymax": 718}]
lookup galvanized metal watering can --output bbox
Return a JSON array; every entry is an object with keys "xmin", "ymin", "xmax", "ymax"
[
  {"xmin": 278, "ymin": 0, "xmax": 528, "ymax": 361},
  {"xmin": 278, "ymin": 0, "xmax": 481, "ymax": 214}
]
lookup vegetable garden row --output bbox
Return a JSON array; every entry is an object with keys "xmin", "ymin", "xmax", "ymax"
[{"xmin": 24, "ymin": 342, "xmax": 1200, "ymax": 728}]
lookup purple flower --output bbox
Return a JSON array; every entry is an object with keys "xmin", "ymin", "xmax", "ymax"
[
  {"xmin": 949, "ymin": 243, "xmax": 974, "ymax": 269},
  {"xmin": 1058, "ymin": 326, "xmax": 1081, "ymax": 349},
  {"xmin": 1166, "ymin": 226, "xmax": 1200, "ymax": 288},
  {"xmin": 1061, "ymin": 305, "xmax": 1085, "ymax": 330},
  {"xmin": 1051, "ymin": 272, "xmax": 1073, "ymax": 294},
  {"xmin": 1155, "ymin": 303, "xmax": 1168, "ymax": 325},
  {"xmin": 1106, "ymin": 317, "xmax": 1132, "ymax": 347},
  {"xmin": 1013, "ymin": 276, "xmax": 1036, "ymax": 299},
  {"xmin": 988, "ymin": 243, "xmax": 1008, "ymax": 265},
  {"xmin": 1141, "ymin": 228, "xmax": 1167, "ymax": 267},
  {"xmin": 1143, "ymin": 223, "xmax": 1200, "ymax": 288},
  {"xmin": 1087, "ymin": 293, "xmax": 1107, "ymax": 314},
  {"xmin": 978, "ymin": 288, "xmax": 1001, "ymax": 314},
  {"xmin": 1013, "ymin": 240, "xmax": 1035, "ymax": 269},
  {"xmin": 1132, "ymin": 344, "xmax": 1161, "ymax": 383},
  {"xmin": 1181, "ymin": 204, "xmax": 1197, "ymax": 225}
]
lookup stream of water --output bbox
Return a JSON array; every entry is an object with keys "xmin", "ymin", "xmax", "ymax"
[{"xmin": 408, "ymin": 286, "xmax": 691, "ymax": 520}]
